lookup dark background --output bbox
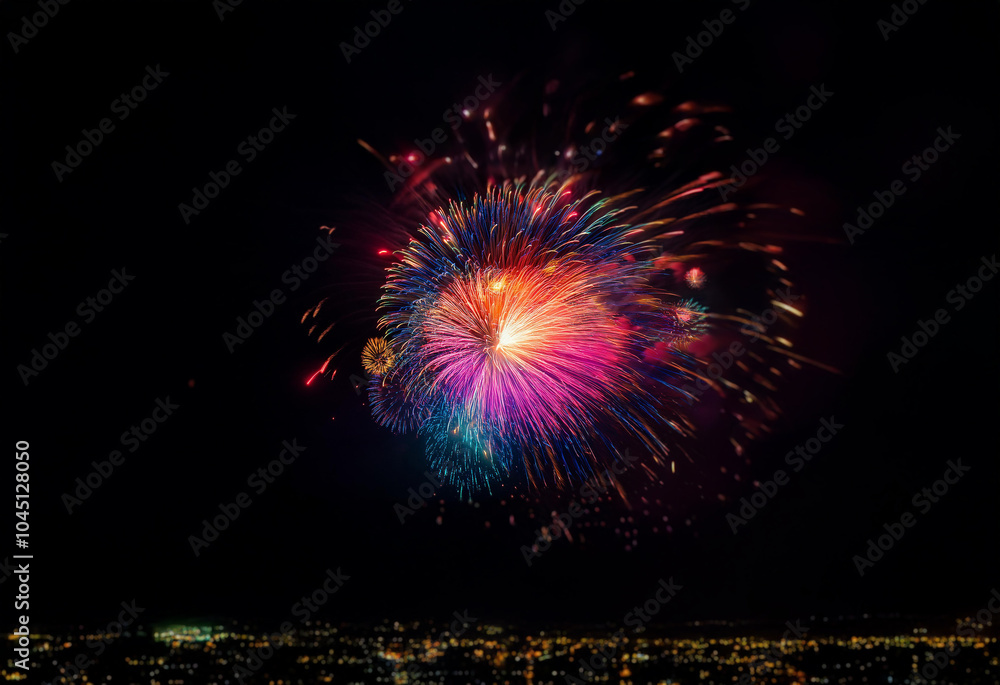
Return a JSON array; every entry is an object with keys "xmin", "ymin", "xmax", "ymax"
[{"xmin": 2, "ymin": 0, "xmax": 997, "ymax": 629}]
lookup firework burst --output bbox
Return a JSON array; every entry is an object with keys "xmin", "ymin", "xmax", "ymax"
[
  {"xmin": 309, "ymin": 72, "xmax": 836, "ymax": 498},
  {"xmin": 372, "ymin": 179, "xmax": 707, "ymax": 492},
  {"xmin": 361, "ymin": 337, "xmax": 395, "ymax": 376}
]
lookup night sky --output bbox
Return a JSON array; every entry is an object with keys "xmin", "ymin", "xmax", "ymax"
[{"xmin": 4, "ymin": 0, "xmax": 998, "ymax": 630}]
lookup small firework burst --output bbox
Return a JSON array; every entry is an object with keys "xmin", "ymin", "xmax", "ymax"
[
  {"xmin": 672, "ymin": 299, "xmax": 709, "ymax": 344},
  {"xmin": 685, "ymin": 267, "xmax": 706, "ymax": 289},
  {"xmin": 361, "ymin": 337, "xmax": 395, "ymax": 376}
]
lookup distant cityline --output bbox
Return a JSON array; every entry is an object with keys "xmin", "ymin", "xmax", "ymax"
[{"xmin": 17, "ymin": 616, "xmax": 999, "ymax": 685}]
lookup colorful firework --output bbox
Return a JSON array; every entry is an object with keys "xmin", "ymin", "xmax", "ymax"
[
  {"xmin": 308, "ymin": 72, "xmax": 835, "ymax": 497},
  {"xmin": 371, "ymin": 180, "xmax": 703, "ymax": 492}
]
